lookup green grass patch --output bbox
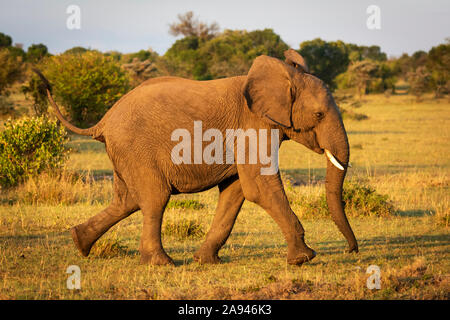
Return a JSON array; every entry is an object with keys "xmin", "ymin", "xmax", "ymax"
[
  {"xmin": 162, "ymin": 218, "xmax": 205, "ymax": 240},
  {"xmin": 293, "ymin": 180, "xmax": 396, "ymax": 217},
  {"xmin": 90, "ymin": 234, "xmax": 128, "ymax": 258},
  {"xmin": 166, "ymin": 199, "xmax": 205, "ymax": 210}
]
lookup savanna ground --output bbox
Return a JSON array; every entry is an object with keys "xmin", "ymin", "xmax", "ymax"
[{"xmin": 0, "ymin": 92, "xmax": 449, "ymax": 299}]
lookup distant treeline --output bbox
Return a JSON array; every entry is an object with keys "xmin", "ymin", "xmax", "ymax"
[{"xmin": 0, "ymin": 12, "xmax": 448, "ymax": 124}]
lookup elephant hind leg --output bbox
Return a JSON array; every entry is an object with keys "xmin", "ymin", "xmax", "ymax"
[
  {"xmin": 137, "ymin": 183, "xmax": 173, "ymax": 265},
  {"xmin": 71, "ymin": 171, "xmax": 139, "ymax": 257},
  {"xmin": 194, "ymin": 175, "xmax": 244, "ymax": 264}
]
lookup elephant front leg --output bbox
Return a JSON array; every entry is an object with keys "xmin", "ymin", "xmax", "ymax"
[
  {"xmin": 194, "ymin": 176, "xmax": 244, "ymax": 264},
  {"xmin": 238, "ymin": 167, "xmax": 316, "ymax": 265}
]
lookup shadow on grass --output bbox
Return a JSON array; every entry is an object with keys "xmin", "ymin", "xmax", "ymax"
[
  {"xmin": 145, "ymin": 231, "xmax": 450, "ymax": 266},
  {"xmin": 395, "ymin": 209, "xmax": 434, "ymax": 217},
  {"xmin": 0, "ymin": 231, "xmax": 69, "ymax": 242},
  {"xmin": 281, "ymin": 168, "xmax": 326, "ymax": 184},
  {"xmin": 316, "ymin": 234, "xmax": 450, "ymax": 258}
]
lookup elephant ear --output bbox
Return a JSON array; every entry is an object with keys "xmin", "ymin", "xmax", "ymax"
[
  {"xmin": 244, "ymin": 55, "xmax": 293, "ymax": 128},
  {"xmin": 284, "ymin": 49, "xmax": 309, "ymax": 73}
]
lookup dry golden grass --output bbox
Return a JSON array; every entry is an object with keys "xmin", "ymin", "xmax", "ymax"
[{"xmin": 2, "ymin": 170, "xmax": 112, "ymax": 206}]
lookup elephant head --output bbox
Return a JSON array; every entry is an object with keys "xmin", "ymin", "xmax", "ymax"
[{"xmin": 244, "ymin": 50, "xmax": 358, "ymax": 253}]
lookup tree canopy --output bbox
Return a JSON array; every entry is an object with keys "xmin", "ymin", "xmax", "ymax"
[
  {"xmin": 298, "ymin": 38, "xmax": 350, "ymax": 89},
  {"xmin": 164, "ymin": 28, "xmax": 289, "ymax": 80},
  {"xmin": 169, "ymin": 11, "xmax": 219, "ymax": 40}
]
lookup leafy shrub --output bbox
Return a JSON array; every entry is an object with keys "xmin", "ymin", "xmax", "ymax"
[
  {"xmin": 90, "ymin": 233, "xmax": 128, "ymax": 258},
  {"xmin": 164, "ymin": 28, "xmax": 289, "ymax": 80},
  {"xmin": 0, "ymin": 32, "xmax": 12, "ymax": 47},
  {"xmin": 21, "ymin": 76, "xmax": 49, "ymax": 116},
  {"xmin": 163, "ymin": 219, "xmax": 205, "ymax": 240},
  {"xmin": 293, "ymin": 181, "xmax": 395, "ymax": 217},
  {"xmin": 298, "ymin": 38, "xmax": 350, "ymax": 90},
  {"xmin": 166, "ymin": 199, "xmax": 205, "ymax": 210},
  {"xmin": 26, "ymin": 43, "xmax": 49, "ymax": 63},
  {"xmin": 0, "ymin": 48, "xmax": 23, "ymax": 95},
  {"xmin": 340, "ymin": 181, "xmax": 395, "ymax": 216},
  {"xmin": 0, "ymin": 116, "xmax": 69, "ymax": 188},
  {"xmin": 27, "ymin": 51, "xmax": 131, "ymax": 127}
]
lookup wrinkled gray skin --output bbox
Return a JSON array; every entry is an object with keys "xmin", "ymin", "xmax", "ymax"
[{"xmin": 37, "ymin": 50, "xmax": 358, "ymax": 266}]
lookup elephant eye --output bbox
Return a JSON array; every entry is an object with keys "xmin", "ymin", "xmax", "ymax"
[{"xmin": 315, "ymin": 112, "xmax": 324, "ymax": 120}]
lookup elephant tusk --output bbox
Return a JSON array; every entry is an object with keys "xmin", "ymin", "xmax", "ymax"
[{"xmin": 325, "ymin": 149, "xmax": 345, "ymax": 171}]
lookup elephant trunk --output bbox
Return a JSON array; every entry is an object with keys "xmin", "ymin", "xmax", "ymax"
[
  {"xmin": 325, "ymin": 160, "xmax": 358, "ymax": 253},
  {"xmin": 319, "ymin": 115, "xmax": 358, "ymax": 253}
]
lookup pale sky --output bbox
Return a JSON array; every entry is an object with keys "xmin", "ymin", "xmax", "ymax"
[{"xmin": 1, "ymin": 0, "xmax": 449, "ymax": 57}]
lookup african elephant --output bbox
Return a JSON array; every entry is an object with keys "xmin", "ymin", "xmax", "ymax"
[{"xmin": 35, "ymin": 49, "xmax": 358, "ymax": 266}]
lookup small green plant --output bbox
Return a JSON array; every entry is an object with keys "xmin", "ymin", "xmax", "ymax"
[
  {"xmin": 294, "ymin": 180, "xmax": 395, "ymax": 217},
  {"xmin": 90, "ymin": 233, "xmax": 128, "ymax": 258},
  {"xmin": 166, "ymin": 199, "xmax": 205, "ymax": 210},
  {"xmin": 0, "ymin": 116, "xmax": 69, "ymax": 188},
  {"xmin": 163, "ymin": 219, "xmax": 205, "ymax": 240},
  {"xmin": 340, "ymin": 181, "xmax": 396, "ymax": 216}
]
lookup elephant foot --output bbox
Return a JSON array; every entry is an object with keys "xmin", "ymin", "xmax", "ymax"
[
  {"xmin": 140, "ymin": 250, "xmax": 175, "ymax": 266},
  {"xmin": 287, "ymin": 248, "xmax": 316, "ymax": 266},
  {"xmin": 193, "ymin": 249, "xmax": 222, "ymax": 264},
  {"xmin": 71, "ymin": 226, "xmax": 93, "ymax": 257},
  {"xmin": 348, "ymin": 244, "xmax": 359, "ymax": 253}
]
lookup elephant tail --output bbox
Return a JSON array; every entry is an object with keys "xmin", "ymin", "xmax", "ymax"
[{"xmin": 33, "ymin": 68, "xmax": 104, "ymax": 141}]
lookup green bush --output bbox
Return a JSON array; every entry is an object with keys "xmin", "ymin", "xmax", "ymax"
[
  {"xmin": 28, "ymin": 51, "xmax": 131, "ymax": 127},
  {"xmin": 21, "ymin": 76, "xmax": 49, "ymax": 116},
  {"xmin": 26, "ymin": 43, "xmax": 49, "ymax": 63},
  {"xmin": 0, "ymin": 116, "xmax": 69, "ymax": 188},
  {"xmin": 164, "ymin": 29, "xmax": 289, "ymax": 80},
  {"xmin": 0, "ymin": 48, "xmax": 23, "ymax": 95},
  {"xmin": 90, "ymin": 233, "xmax": 128, "ymax": 258},
  {"xmin": 294, "ymin": 181, "xmax": 395, "ymax": 217},
  {"xmin": 298, "ymin": 38, "xmax": 350, "ymax": 90}
]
